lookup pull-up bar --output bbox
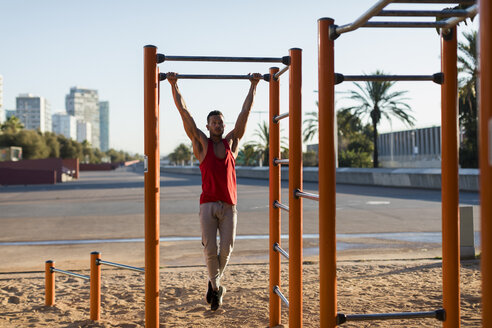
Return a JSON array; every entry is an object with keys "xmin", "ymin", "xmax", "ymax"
[
  {"xmin": 159, "ymin": 73, "xmax": 266, "ymax": 81},
  {"xmin": 335, "ymin": 72, "xmax": 444, "ymax": 84},
  {"xmin": 331, "ymin": 0, "xmax": 477, "ymax": 39},
  {"xmin": 157, "ymin": 54, "xmax": 291, "ymax": 65}
]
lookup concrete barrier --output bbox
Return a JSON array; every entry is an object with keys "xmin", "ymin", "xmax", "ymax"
[{"xmin": 161, "ymin": 166, "xmax": 479, "ymax": 192}]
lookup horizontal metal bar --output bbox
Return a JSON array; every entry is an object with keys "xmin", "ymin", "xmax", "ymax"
[
  {"xmin": 339, "ymin": 74, "xmax": 442, "ymax": 84},
  {"xmin": 441, "ymin": 4, "xmax": 477, "ymax": 28},
  {"xmin": 162, "ymin": 55, "xmax": 289, "ymax": 65},
  {"xmin": 338, "ymin": 309, "xmax": 446, "ymax": 323},
  {"xmin": 273, "ymin": 112, "xmax": 289, "ymax": 123},
  {"xmin": 273, "ymin": 285, "xmax": 289, "ymax": 307},
  {"xmin": 274, "ymin": 66, "xmax": 290, "ymax": 80},
  {"xmin": 51, "ymin": 268, "xmax": 90, "ymax": 280},
  {"xmin": 335, "ymin": 0, "xmax": 394, "ymax": 36},
  {"xmin": 294, "ymin": 189, "xmax": 320, "ymax": 201},
  {"xmin": 273, "ymin": 200, "xmax": 289, "ymax": 212},
  {"xmin": 377, "ymin": 9, "xmax": 470, "ymax": 17},
  {"xmin": 363, "ymin": 21, "xmax": 448, "ymax": 28},
  {"xmin": 391, "ymin": 0, "xmax": 475, "ymax": 3},
  {"xmin": 273, "ymin": 158, "xmax": 289, "ymax": 165},
  {"xmin": 98, "ymin": 259, "xmax": 144, "ymax": 273},
  {"xmin": 159, "ymin": 73, "xmax": 264, "ymax": 81},
  {"xmin": 273, "ymin": 242, "xmax": 289, "ymax": 259}
]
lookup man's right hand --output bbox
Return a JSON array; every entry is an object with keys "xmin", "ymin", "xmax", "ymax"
[{"xmin": 167, "ymin": 72, "xmax": 178, "ymax": 86}]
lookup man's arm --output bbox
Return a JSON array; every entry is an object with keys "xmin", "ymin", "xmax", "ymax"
[
  {"xmin": 167, "ymin": 72, "xmax": 208, "ymax": 162},
  {"xmin": 226, "ymin": 73, "xmax": 262, "ymax": 152}
]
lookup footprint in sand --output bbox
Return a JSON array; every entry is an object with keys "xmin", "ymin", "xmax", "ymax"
[{"xmin": 187, "ymin": 305, "xmax": 208, "ymax": 313}]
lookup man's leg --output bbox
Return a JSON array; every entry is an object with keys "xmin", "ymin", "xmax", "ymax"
[
  {"xmin": 199, "ymin": 202, "xmax": 220, "ymax": 290},
  {"xmin": 217, "ymin": 204, "xmax": 237, "ymax": 278}
]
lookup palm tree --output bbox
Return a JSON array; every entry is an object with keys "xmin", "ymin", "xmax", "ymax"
[
  {"xmin": 458, "ymin": 30, "xmax": 478, "ymax": 167},
  {"xmin": 246, "ymin": 121, "xmax": 287, "ymax": 166},
  {"xmin": 303, "ymin": 111, "xmax": 318, "ymax": 143},
  {"xmin": 342, "ymin": 70, "xmax": 415, "ymax": 168},
  {"xmin": 0, "ymin": 116, "xmax": 24, "ymax": 134}
]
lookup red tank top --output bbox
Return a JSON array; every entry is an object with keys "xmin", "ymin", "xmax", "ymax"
[{"xmin": 199, "ymin": 139, "xmax": 237, "ymax": 205}]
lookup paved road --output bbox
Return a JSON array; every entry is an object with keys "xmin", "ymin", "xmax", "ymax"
[{"xmin": 0, "ymin": 168, "xmax": 481, "ymax": 271}]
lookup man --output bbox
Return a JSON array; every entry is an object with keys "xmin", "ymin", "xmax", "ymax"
[{"xmin": 167, "ymin": 72, "xmax": 262, "ymax": 311}]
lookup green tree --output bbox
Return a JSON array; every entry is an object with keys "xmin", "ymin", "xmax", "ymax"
[
  {"xmin": 13, "ymin": 130, "xmax": 50, "ymax": 159},
  {"xmin": 458, "ymin": 30, "xmax": 478, "ymax": 168},
  {"xmin": 246, "ymin": 121, "xmax": 287, "ymax": 166},
  {"xmin": 169, "ymin": 143, "xmax": 192, "ymax": 165},
  {"xmin": 303, "ymin": 111, "xmax": 319, "ymax": 143},
  {"xmin": 237, "ymin": 144, "xmax": 258, "ymax": 166},
  {"xmin": 337, "ymin": 108, "xmax": 373, "ymax": 167},
  {"xmin": 342, "ymin": 71, "xmax": 414, "ymax": 168},
  {"xmin": 0, "ymin": 116, "xmax": 24, "ymax": 134},
  {"xmin": 43, "ymin": 132, "xmax": 60, "ymax": 158}
]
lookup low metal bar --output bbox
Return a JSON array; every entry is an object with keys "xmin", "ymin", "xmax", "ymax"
[
  {"xmin": 273, "ymin": 285, "xmax": 289, "ymax": 307},
  {"xmin": 340, "ymin": 74, "xmax": 442, "ymax": 83},
  {"xmin": 337, "ymin": 309, "xmax": 446, "ymax": 324},
  {"xmin": 159, "ymin": 73, "xmax": 263, "ymax": 81},
  {"xmin": 273, "ymin": 200, "xmax": 290, "ymax": 212},
  {"xmin": 162, "ymin": 55, "xmax": 290, "ymax": 65},
  {"xmin": 274, "ymin": 66, "xmax": 290, "ymax": 80},
  {"xmin": 274, "ymin": 158, "xmax": 289, "ymax": 165},
  {"xmin": 391, "ymin": 0, "xmax": 475, "ymax": 3},
  {"xmin": 377, "ymin": 9, "xmax": 470, "ymax": 17},
  {"xmin": 98, "ymin": 259, "xmax": 145, "ymax": 273},
  {"xmin": 273, "ymin": 112, "xmax": 289, "ymax": 123},
  {"xmin": 273, "ymin": 242, "xmax": 289, "ymax": 259},
  {"xmin": 294, "ymin": 189, "xmax": 320, "ymax": 201},
  {"xmin": 50, "ymin": 267, "xmax": 90, "ymax": 280},
  {"xmin": 335, "ymin": 0, "xmax": 394, "ymax": 36}
]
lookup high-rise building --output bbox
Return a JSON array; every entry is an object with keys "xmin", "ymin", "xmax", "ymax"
[
  {"xmin": 52, "ymin": 113, "xmax": 77, "ymax": 140},
  {"xmin": 0, "ymin": 75, "xmax": 4, "ymax": 124},
  {"xmin": 76, "ymin": 120, "xmax": 92, "ymax": 144},
  {"xmin": 16, "ymin": 93, "xmax": 51, "ymax": 132},
  {"xmin": 99, "ymin": 101, "xmax": 110, "ymax": 152},
  {"xmin": 66, "ymin": 87, "xmax": 100, "ymax": 148}
]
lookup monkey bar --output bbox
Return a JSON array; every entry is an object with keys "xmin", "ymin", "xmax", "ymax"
[{"xmin": 315, "ymin": 1, "xmax": 478, "ymax": 326}]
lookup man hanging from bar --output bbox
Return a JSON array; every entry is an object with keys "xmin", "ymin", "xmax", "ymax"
[{"xmin": 167, "ymin": 72, "xmax": 262, "ymax": 311}]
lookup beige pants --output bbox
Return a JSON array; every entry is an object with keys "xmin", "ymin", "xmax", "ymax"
[{"xmin": 199, "ymin": 201, "xmax": 237, "ymax": 290}]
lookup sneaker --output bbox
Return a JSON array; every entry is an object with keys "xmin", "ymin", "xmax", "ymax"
[
  {"xmin": 211, "ymin": 286, "xmax": 226, "ymax": 311},
  {"xmin": 205, "ymin": 281, "xmax": 213, "ymax": 304}
]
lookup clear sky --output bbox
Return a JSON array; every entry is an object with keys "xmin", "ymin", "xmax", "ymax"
[{"xmin": 0, "ymin": 1, "xmax": 478, "ymax": 156}]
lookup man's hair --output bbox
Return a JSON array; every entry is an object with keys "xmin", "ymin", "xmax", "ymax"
[{"xmin": 207, "ymin": 110, "xmax": 223, "ymax": 123}]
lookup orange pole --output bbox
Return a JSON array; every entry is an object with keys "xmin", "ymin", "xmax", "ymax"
[
  {"xmin": 289, "ymin": 47, "xmax": 303, "ymax": 328},
  {"xmin": 45, "ymin": 260, "xmax": 55, "ymax": 306},
  {"xmin": 144, "ymin": 45, "xmax": 160, "ymax": 328},
  {"xmin": 90, "ymin": 252, "xmax": 101, "ymax": 321},
  {"xmin": 479, "ymin": 1, "xmax": 492, "ymax": 326},
  {"xmin": 318, "ymin": 18, "xmax": 337, "ymax": 328},
  {"xmin": 441, "ymin": 28, "xmax": 460, "ymax": 328},
  {"xmin": 269, "ymin": 67, "xmax": 281, "ymax": 327}
]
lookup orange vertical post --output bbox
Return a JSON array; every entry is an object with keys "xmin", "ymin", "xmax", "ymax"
[
  {"xmin": 441, "ymin": 28, "xmax": 460, "ymax": 328},
  {"xmin": 45, "ymin": 260, "xmax": 55, "ymax": 306},
  {"xmin": 479, "ymin": 1, "xmax": 492, "ymax": 326},
  {"xmin": 289, "ymin": 47, "xmax": 303, "ymax": 328},
  {"xmin": 269, "ymin": 67, "xmax": 281, "ymax": 327},
  {"xmin": 318, "ymin": 18, "xmax": 337, "ymax": 328},
  {"xmin": 144, "ymin": 45, "xmax": 160, "ymax": 328},
  {"xmin": 90, "ymin": 252, "xmax": 101, "ymax": 321}
]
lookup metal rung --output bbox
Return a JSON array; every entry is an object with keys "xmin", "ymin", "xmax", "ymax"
[
  {"xmin": 377, "ymin": 9, "xmax": 471, "ymax": 17},
  {"xmin": 294, "ymin": 189, "xmax": 320, "ymax": 201},
  {"xmin": 97, "ymin": 259, "xmax": 145, "ymax": 273},
  {"xmin": 337, "ymin": 309, "xmax": 446, "ymax": 324},
  {"xmin": 273, "ymin": 200, "xmax": 289, "ymax": 212},
  {"xmin": 391, "ymin": 0, "xmax": 475, "ymax": 3},
  {"xmin": 158, "ymin": 54, "xmax": 290, "ymax": 65},
  {"xmin": 159, "ymin": 73, "xmax": 265, "ymax": 81},
  {"xmin": 273, "ymin": 285, "xmax": 289, "ymax": 307},
  {"xmin": 273, "ymin": 242, "xmax": 289, "ymax": 259},
  {"xmin": 336, "ymin": 73, "xmax": 443, "ymax": 85},
  {"xmin": 273, "ymin": 112, "xmax": 289, "ymax": 123},
  {"xmin": 273, "ymin": 158, "xmax": 289, "ymax": 165},
  {"xmin": 50, "ymin": 268, "xmax": 90, "ymax": 280},
  {"xmin": 274, "ymin": 66, "xmax": 290, "ymax": 80}
]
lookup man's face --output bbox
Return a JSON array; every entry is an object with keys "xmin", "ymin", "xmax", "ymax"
[{"xmin": 207, "ymin": 115, "xmax": 225, "ymax": 137}]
